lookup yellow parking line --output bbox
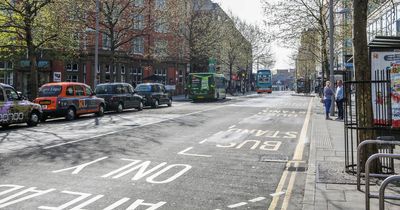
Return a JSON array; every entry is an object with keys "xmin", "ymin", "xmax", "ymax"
[{"xmin": 268, "ymin": 97, "xmax": 313, "ymax": 210}]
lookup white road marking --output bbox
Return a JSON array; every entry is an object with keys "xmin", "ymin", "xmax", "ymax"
[
  {"xmin": 177, "ymin": 147, "xmax": 212, "ymax": 157},
  {"xmin": 228, "ymin": 125, "xmax": 236, "ymax": 129},
  {"xmin": 270, "ymin": 191, "xmax": 286, "ymax": 197},
  {"xmin": 228, "ymin": 202, "xmax": 247, "ymax": 208},
  {"xmin": 52, "ymin": 157, "xmax": 109, "ymax": 174},
  {"xmin": 44, "ymin": 106, "xmax": 225, "ymax": 149},
  {"xmin": 249, "ymin": 197, "xmax": 266, "ymax": 202},
  {"xmin": 198, "ymin": 138, "xmax": 208, "ymax": 144}
]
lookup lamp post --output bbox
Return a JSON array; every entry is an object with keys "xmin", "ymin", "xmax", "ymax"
[
  {"xmin": 329, "ymin": 0, "xmax": 335, "ymax": 116},
  {"xmin": 94, "ymin": 0, "xmax": 100, "ymax": 89}
]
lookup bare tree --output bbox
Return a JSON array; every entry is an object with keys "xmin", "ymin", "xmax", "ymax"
[
  {"xmin": 85, "ymin": 0, "xmax": 151, "ymax": 83},
  {"xmin": 169, "ymin": 0, "xmax": 226, "ymax": 72},
  {"xmin": 263, "ymin": 0, "xmax": 330, "ymax": 81}
]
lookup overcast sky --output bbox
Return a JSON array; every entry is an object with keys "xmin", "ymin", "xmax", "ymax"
[{"xmin": 214, "ymin": 0, "xmax": 294, "ymax": 70}]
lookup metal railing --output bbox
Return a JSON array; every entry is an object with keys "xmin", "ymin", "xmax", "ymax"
[
  {"xmin": 365, "ymin": 153, "xmax": 400, "ymax": 210},
  {"xmin": 379, "ymin": 175, "xmax": 400, "ymax": 210},
  {"xmin": 357, "ymin": 140, "xmax": 400, "ymax": 190}
]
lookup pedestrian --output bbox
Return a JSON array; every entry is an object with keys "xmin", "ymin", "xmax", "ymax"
[
  {"xmin": 335, "ymin": 80, "xmax": 344, "ymax": 120},
  {"xmin": 323, "ymin": 81, "xmax": 334, "ymax": 120}
]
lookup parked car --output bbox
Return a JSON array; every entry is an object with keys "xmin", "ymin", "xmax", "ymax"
[
  {"xmin": 0, "ymin": 83, "xmax": 42, "ymax": 128},
  {"xmin": 95, "ymin": 83, "xmax": 144, "ymax": 112},
  {"xmin": 135, "ymin": 83, "xmax": 172, "ymax": 108},
  {"xmin": 34, "ymin": 82, "xmax": 105, "ymax": 121}
]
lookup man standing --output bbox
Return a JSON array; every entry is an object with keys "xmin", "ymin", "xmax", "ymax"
[{"xmin": 335, "ymin": 80, "xmax": 344, "ymax": 120}]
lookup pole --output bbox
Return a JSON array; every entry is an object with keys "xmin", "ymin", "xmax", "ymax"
[
  {"xmin": 94, "ymin": 0, "xmax": 100, "ymax": 89},
  {"xmin": 329, "ymin": 0, "xmax": 335, "ymax": 116},
  {"xmin": 94, "ymin": 0, "xmax": 100, "ymax": 126}
]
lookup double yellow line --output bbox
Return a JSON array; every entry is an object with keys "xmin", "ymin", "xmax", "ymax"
[{"xmin": 268, "ymin": 97, "xmax": 313, "ymax": 210}]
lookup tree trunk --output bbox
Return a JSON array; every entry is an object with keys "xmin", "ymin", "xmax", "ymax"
[
  {"xmin": 353, "ymin": 0, "xmax": 378, "ymax": 172},
  {"xmin": 29, "ymin": 53, "xmax": 38, "ymax": 100},
  {"xmin": 228, "ymin": 63, "xmax": 233, "ymax": 92}
]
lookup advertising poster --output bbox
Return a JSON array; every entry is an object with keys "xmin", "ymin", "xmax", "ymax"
[
  {"xmin": 391, "ymin": 62, "xmax": 400, "ymax": 127},
  {"xmin": 370, "ymin": 51, "xmax": 392, "ymax": 125}
]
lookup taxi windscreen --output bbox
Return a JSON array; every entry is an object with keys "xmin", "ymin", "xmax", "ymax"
[
  {"xmin": 95, "ymin": 85, "xmax": 115, "ymax": 94},
  {"xmin": 39, "ymin": 85, "xmax": 62, "ymax": 97},
  {"xmin": 135, "ymin": 85, "xmax": 152, "ymax": 92}
]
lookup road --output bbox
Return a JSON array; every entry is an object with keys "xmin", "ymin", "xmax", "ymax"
[{"xmin": 0, "ymin": 92, "xmax": 313, "ymax": 210}]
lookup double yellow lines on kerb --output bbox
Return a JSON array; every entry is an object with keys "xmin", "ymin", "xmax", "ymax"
[{"xmin": 268, "ymin": 97, "xmax": 313, "ymax": 210}]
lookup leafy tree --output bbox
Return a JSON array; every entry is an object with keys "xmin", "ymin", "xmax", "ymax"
[
  {"xmin": 0, "ymin": 0, "xmax": 84, "ymax": 98},
  {"xmin": 0, "ymin": 0, "xmax": 54, "ymax": 98}
]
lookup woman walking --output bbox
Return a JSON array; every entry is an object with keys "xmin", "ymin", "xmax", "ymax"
[{"xmin": 323, "ymin": 81, "xmax": 334, "ymax": 120}]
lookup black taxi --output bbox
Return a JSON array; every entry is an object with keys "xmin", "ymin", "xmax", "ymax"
[{"xmin": 0, "ymin": 83, "xmax": 42, "ymax": 128}]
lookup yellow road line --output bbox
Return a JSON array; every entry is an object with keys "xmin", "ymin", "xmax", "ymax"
[
  {"xmin": 268, "ymin": 162, "xmax": 290, "ymax": 210},
  {"xmin": 268, "ymin": 97, "xmax": 313, "ymax": 210},
  {"xmin": 281, "ymin": 162, "xmax": 299, "ymax": 210},
  {"xmin": 293, "ymin": 97, "xmax": 313, "ymax": 160}
]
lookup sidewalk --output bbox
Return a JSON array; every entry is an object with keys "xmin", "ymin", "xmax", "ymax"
[{"xmin": 303, "ymin": 99, "xmax": 400, "ymax": 210}]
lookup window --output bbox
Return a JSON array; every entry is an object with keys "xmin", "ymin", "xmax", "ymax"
[
  {"xmin": 105, "ymin": 65, "xmax": 110, "ymax": 73},
  {"xmin": 102, "ymin": 33, "xmax": 111, "ymax": 49},
  {"xmin": 75, "ymin": 85, "xmax": 84, "ymax": 96},
  {"xmin": 134, "ymin": 0, "xmax": 144, "ymax": 7},
  {"xmin": 121, "ymin": 65, "xmax": 125, "ymax": 74},
  {"xmin": 133, "ymin": 15, "xmax": 145, "ymax": 30},
  {"xmin": 154, "ymin": 40, "xmax": 168, "ymax": 58},
  {"xmin": 0, "ymin": 89, "xmax": 4, "ymax": 101},
  {"xmin": 0, "ymin": 62, "xmax": 4, "ymax": 69},
  {"xmin": 4, "ymin": 87, "xmax": 18, "ymax": 101},
  {"xmin": 66, "ymin": 75, "xmax": 78, "ymax": 82},
  {"xmin": 133, "ymin": 37, "xmax": 144, "ymax": 54},
  {"xmin": 155, "ymin": 19, "xmax": 168, "ymax": 33},
  {"xmin": 113, "ymin": 66, "xmax": 116, "ymax": 74},
  {"xmin": 66, "ymin": 63, "xmax": 78, "ymax": 71},
  {"xmin": 66, "ymin": 86, "xmax": 74, "ymax": 96},
  {"xmin": 155, "ymin": 0, "xmax": 166, "ymax": 10},
  {"xmin": 85, "ymin": 87, "xmax": 92, "ymax": 96}
]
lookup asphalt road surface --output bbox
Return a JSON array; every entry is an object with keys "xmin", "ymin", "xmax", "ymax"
[{"xmin": 0, "ymin": 92, "xmax": 313, "ymax": 210}]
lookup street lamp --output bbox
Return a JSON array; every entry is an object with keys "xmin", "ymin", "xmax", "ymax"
[
  {"xmin": 94, "ymin": 0, "xmax": 100, "ymax": 89},
  {"xmin": 329, "ymin": 0, "xmax": 335, "ymax": 116}
]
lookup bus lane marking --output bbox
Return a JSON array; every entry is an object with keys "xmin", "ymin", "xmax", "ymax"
[
  {"xmin": 52, "ymin": 156, "xmax": 109, "ymax": 174},
  {"xmin": 228, "ymin": 202, "xmax": 247, "ymax": 208},
  {"xmin": 177, "ymin": 147, "xmax": 212, "ymax": 157},
  {"xmin": 198, "ymin": 138, "xmax": 208, "ymax": 144},
  {"xmin": 0, "ymin": 184, "xmax": 166, "ymax": 210},
  {"xmin": 0, "ymin": 186, "xmax": 56, "ymax": 208},
  {"xmin": 51, "ymin": 158, "xmax": 192, "ymax": 184}
]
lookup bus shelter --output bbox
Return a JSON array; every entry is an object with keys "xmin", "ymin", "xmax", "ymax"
[{"xmin": 344, "ymin": 36, "xmax": 400, "ymax": 174}]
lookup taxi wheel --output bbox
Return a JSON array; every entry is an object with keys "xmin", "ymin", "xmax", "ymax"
[
  {"xmin": 66, "ymin": 107, "xmax": 76, "ymax": 121},
  {"xmin": 152, "ymin": 100, "xmax": 159, "ymax": 108},
  {"xmin": 1, "ymin": 124, "xmax": 9, "ymax": 128},
  {"xmin": 167, "ymin": 98, "xmax": 172, "ymax": 107},
  {"xmin": 96, "ymin": 105, "xmax": 105, "ymax": 117},
  {"xmin": 138, "ymin": 101, "xmax": 144, "ymax": 111},
  {"xmin": 117, "ymin": 103, "xmax": 123, "ymax": 113},
  {"xmin": 27, "ymin": 111, "xmax": 40, "ymax": 126}
]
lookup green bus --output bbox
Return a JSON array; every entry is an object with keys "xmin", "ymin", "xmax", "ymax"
[{"xmin": 188, "ymin": 73, "xmax": 227, "ymax": 100}]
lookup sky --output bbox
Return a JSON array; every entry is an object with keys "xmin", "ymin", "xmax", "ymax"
[{"xmin": 214, "ymin": 0, "xmax": 294, "ymax": 70}]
